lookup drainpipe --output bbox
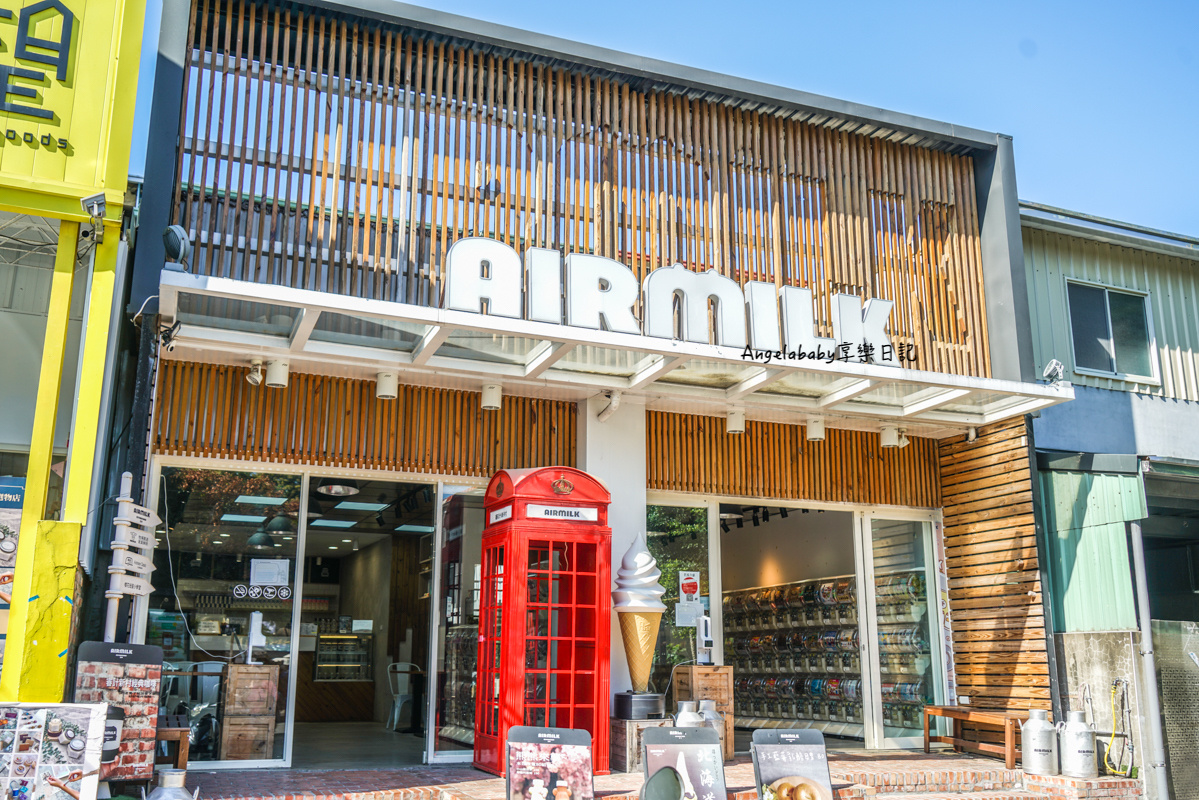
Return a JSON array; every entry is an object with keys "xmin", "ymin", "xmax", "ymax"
[
  {"xmin": 596, "ymin": 391, "xmax": 621, "ymax": 423},
  {"xmin": 1128, "ymin": 519, "xmax": 1170, "ymax": 800}
]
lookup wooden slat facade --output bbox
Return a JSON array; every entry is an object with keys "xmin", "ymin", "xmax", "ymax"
[
  {"xmin": 646, "ymin": 410, "xmax": 942, "ymax": 507},
  {"xmin": 173, "ymin": 0, "xmax": 992, "ymax": 377},
  {"xmin": 152, "ymin": 360, "xmax": 577, "ymax": 474},
  {"xmin": 939, "ymin": 417, "xmax": 1050, "ymax": 717}
]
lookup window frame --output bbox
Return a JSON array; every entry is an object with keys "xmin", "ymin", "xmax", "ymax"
[{"xmin": 1063, "ymin": 277, "xmax": 1160, "ymax": 385}]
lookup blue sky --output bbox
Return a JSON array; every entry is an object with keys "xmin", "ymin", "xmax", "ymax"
[{"xmin": 131, "ymin": 0, "xmax": 1198, "ymax": 236}]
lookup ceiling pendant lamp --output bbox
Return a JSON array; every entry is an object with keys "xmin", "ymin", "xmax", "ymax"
[
  {"xmin": 316, "ymin": 477, "xmax": 360, "ymax": 497},
  {"xmin": 247, "ymin": 528, "xmax": 273, "ymax": 549}
]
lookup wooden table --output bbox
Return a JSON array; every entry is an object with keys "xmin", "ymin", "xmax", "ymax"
[
  {"xmin": 155, "ymin": 714, "xmax": 190, "ymax": 770},
  {"xmin": 923, "ymin": 705, "xmax": 1030, "ymax": 770}
]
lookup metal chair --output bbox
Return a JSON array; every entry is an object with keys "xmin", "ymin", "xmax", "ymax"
[{"xmin": 386, "ymin": 662, "xmax": 422, "ymax": 731}]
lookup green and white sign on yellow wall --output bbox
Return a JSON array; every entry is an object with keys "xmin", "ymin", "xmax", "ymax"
[{"xmin": 0, "ymin": 0, "xmax": 143, "ymax": 220}]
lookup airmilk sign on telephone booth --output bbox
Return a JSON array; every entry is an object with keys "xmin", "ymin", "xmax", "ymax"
[{"xmin": 474, "ymin": 467, "xmax": 612, "ymax": 776}]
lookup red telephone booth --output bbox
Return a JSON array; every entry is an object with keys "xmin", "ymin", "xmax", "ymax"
[{"xmin": 473, "ymin": 467, "xmax": 612, "ymax": 775}]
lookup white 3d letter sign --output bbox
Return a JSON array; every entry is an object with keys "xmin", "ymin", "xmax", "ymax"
[{"xmin": 442, "ymin": 238, "xmax": 895, "ymax": 364}]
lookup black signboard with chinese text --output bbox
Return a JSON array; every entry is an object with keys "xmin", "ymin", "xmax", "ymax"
[
  {"xmin": 505, "ymin": 726, "xmax": 593, "ymax": 800},
  {"xmin": 642, "ymin": 727, "xmax": 726, "ymax": 800},
  {"xmin": 750, "ymin": 729, "xmax": 834, "ymax": 800}
]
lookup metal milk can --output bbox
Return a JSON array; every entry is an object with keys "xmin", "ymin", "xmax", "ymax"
[
  {"xmin": 698, "ymin": 699, "xmax": 725, "ymax": 752},
  {"xmin": 673, "ymin": 700, "xmax": 704, "ymax": 728},
  {"xmin": 1058, "ymin": 710, "xmax": 1098, "ymax": 779},
  {"xmin": 1019, "ymin": 708, "xmax": 1058, "ymax": 776}
]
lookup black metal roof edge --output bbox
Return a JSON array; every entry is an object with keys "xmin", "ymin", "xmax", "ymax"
[
  {"xmin": 297, "ymin": 0, "xmax": 1002, "ymax": 153},
  {"xmin": 1035, "ymin": 449, "xmax": 1141, "ymax": 475}
]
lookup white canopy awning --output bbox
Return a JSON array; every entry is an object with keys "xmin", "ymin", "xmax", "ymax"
[{"xmin": 159, "ymin": 270, "xmax": 1073, "ymax": 440}]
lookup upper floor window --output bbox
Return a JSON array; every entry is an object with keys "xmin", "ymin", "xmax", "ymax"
[{"xmin": 1066, "ymin": 281, "xmax": 1156, "ymax": 380}]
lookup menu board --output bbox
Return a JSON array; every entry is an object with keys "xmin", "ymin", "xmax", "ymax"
[
  {"xmin": 506, "ymin": 726, "xmax": 594, "ymax": 800},
  {"xmin": 72, "ymin": 642, "xmax": 163, "ymax": 781},
  {"xmin": 642, "ymin": 728, "xmax": 726, "ymax": 800},
  {"xmin": 750, "ymin": 729, "xmax": 833, "ymax": 800},
  {"xmin": 0, "ymin": 477, "xmax": 25, "ymax": 673},
  {"xmin": 0, "ymin": 703, "xmax": 106, "ymax": 800}
]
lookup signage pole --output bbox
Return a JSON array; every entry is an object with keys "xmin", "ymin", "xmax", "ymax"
[
  {"xmin": 105, "ymin": 472, "xmax": 158, "ymax": 642},
  {"xmin": 105, "ymin": 473, "xmax": 133, "ymax": 642}
]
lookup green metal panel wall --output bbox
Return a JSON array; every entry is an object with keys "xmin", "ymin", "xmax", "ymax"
[
  {"xmin": 1039, "ymin": 469, "xmax": 1146, "ymax": 632},
  {"xmin": 1023, "ymin": 226, "xmax": 1199, "ymax": 401}
]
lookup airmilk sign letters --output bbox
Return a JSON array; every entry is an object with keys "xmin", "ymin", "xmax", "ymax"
[{"xmin": 444, "ymin": 237, "xmax": 899, "ymax": 364}]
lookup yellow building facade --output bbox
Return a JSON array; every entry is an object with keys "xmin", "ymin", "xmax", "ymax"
[{"xmin": 0, "ymin": 0, "xmax": 143, "ymax": 700}]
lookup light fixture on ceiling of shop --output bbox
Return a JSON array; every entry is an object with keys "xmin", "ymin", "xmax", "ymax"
[
  {"xmin": 334, "ymin": 501, "xmax": 388, "ymax": 512},
  {"xmin": 265, "ymin": 515, "xmax": 293, "ymax": 532},
  {"xmin": 311, "ymin": 519, "xmax": 356, "ymax": 528},
  {"xmin": 265, "ymin": 359, "xmax": 289, "ymax": 388},
  {"xmin": 316, "ymin": 477, "xmax": 359, "ymax": 496},
  {"xmin": 220, "ymin": 514, "xmax": 266, "ymax": 523},
  {"xmin": 780, "ymin": 508, "xmax": 789, "ymax": 519},
  {"xmin": 727, "ymin": 408, "xmax": 745, "ymax": 434},
  {"xmin": 720, "ymin": 521, "xmax": 730, "ymax": 533},
  {"xmin": 481, "ymin": 383, "xmax": 502, "ymax": 410},
  {"xmin": 751, "ymin": 509, "xmax": 760, "ymax": 526},
  {"xmin": 396, "ymin": 524, "xmax": 435, "ymax": 533},
  {"xmin": 806, "ymin": 418, "xmax": 826, "ymax": 441},
  {"xmin": 966, "ymin": 426, "xmax": 978, "ymax": 443},
  {"xmin": 718, "ymin": 504, "xmax": 743, "ymax": 520},
  {"xmin": 246, "ymin": 358, "xmax": 263, "ymax": 386},
  {"xmin": 235, "ymin": 495, "xmax": 285, "ymax": 506},
  {"xmin": 880, "ymin": 426, "xmax": 910, "ymax": 448},
  {"xmin": 376, "ymin": 372, "xmax": 398, "ymax": 400},
  {"xmin": 218, "ymin": 532, "xmax": 230, "ymax": 538},
  {"xmin": 353, "ymin": 540, "xmax": 360, "ymax": 551},
  {"xmin": 762, "ymin": 507, "xmax": 771, "ymax": 522},
  {"xmin": 247, "ymin": 529, "xmax": 274, "ymax": 549}
]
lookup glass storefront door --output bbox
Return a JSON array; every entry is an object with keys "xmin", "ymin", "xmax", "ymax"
[
  {"xmin": 857, "ymin": 514, "xmax": 946, "ymax": 748},
  {"xmin": 645, "ymin": 505, "xmax": 712, "ymax": 692},
  {"xmin": 426, "ymin": 484, "xmax": 486, "ymax": 763}
]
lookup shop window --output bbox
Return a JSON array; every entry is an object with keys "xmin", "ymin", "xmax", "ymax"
[
  {"xmin": 1067, "ymin": 281, "xmax": 1155, "ymax": 380},
  {"xmin": 645, "ymin": 505, "xmax": 709, "ymax": 691}
]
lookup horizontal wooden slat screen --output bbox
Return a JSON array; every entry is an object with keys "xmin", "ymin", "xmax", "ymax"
[
  {"xmin": 939, "ymin": 416, "xmax": 1050, "ymax": 718},
  {"xmin": 174, "ymin": 0, "xmax": 991, "ymax": 377},
  {"xmin": 646, "ymin": 411, "xmax": 941, "ymax": 507},
  {"xmin": 153, "ymin": 360, "xmax": 576, "ymax": 474}
]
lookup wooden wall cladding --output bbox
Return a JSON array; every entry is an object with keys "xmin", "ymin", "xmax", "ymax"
[
  {"xmin": 938, "ymin": 417, "xmax": 1049, "ymax": 714},
  {"xmin": 174, "ymin": 0, "xmax": 991, "ymax": 377},
  {"xmin": 646, "ymin": 411, "xmax": 941, "ymax": 507},
  {"xmin": 153, "ymin": 360, "xmax": 577, "ymax": 474}
]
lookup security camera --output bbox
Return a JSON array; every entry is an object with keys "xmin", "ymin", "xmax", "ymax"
[
  {"xmin": 80, "ymin": 192, "xmax": 106, "ymax": 219},
  {"xmin": 80, "ymin": 192, "xmax": 106, "ymax": 244},
  {"xmin": 246, "ymin": 358, "xmax": 263, "ymax": 386},
  {"xmin": 163, "ymin": 224, "xmax": 191, "ymax": 271}
]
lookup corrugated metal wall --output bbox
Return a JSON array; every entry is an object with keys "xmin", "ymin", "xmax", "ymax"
[
  {"xmin": 1024, "ymin": 226, "xmax": 1199, "ymax": 401},
  {"xmin": 1037, "ymin": 470, "xmax": 1145, "ymax": 632}
]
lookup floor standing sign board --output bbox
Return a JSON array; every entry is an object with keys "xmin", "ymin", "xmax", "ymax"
[
  {"xmin": 642, "ymin": 728, "xmax": 726, "ymax": 800},
  {"xmin": 0, "ymin": 703, "xmax": 106, "ymax": 800},
  {"xmin": 72, "ymin": 643, "xmax": 163, "ymax": 781},
  {"xmin": 749, "ymin": 729, "xmax": 834, "ymax": 800},
  {"xmin": 505, "ymin": 726, "xmax": 594, "ymax": 800}
]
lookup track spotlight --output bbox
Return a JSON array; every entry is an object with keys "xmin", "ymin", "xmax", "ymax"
[
  {"xmin": 721, "ymin": 521, "xmax": 730, "ymax": 534},
  {"xmin": 265, "ymin": 359, "xmax": 289, "ymax": 388},
  {"xmin": 727, "ymin": 408, "xmax": 745, "ymax": 435},
  {"xmin": 762, "ymin": 507, "xmax": 771, "ymax": 522},
  {"xmin": 806, "ymin": 418, "xmax": 825, "ymax": 441},
  {"xmin": 736, "ymin": 517, "xmax": 743, "ymax": 529},
  {"xmin": 780, "ymin": 508, "xmax": 789, "ymax": 519},
  {"xmin": 352, "ymin": 539, "xmax": 360, "ymax": 551},
  {"xmin": 246, "ymin": 358, "xmax": 263, "ymax": 386},
  {"xmin": 376, "ymin": 372, "xmax": 398, "ymax": 400},
  {"xmin": 481, "ymin": 383, "xmax": 502, "ymax": 411},
  {"xmin": 751, "ymin": 510, "xmax": 760, "ymax": 527}
]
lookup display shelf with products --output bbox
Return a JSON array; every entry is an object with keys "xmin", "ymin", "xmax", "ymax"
[
  {"xmin": 313, "ymin": 633, "xmax": 373, "ymax": 681},
  {"xmin": 722, "ymin": 567, "xmax": 933, "ymax": 736}
]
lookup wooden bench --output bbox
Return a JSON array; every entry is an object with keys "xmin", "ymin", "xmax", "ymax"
[
  {"xmin": 923, "ymin": 705, "xmax": 1030, "ymax": 770},
  {"xmin": 155, "ymin": 714, "xmax": 190, "ymax": 770}
]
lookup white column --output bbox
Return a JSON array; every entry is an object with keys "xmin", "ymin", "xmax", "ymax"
[{"xmin": 576, "ymin": 393, "xmax": 646, "ymax": 697}]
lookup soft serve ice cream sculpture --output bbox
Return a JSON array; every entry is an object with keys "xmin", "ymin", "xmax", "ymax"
[{"xmin": 612, "ymin": 535, "xmax": 667, "ymax": 693}]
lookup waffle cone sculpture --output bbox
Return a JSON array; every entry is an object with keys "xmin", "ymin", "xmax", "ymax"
[{"xmin": 612, "ymin": 535, "xmax": 667, "ymax": 693}]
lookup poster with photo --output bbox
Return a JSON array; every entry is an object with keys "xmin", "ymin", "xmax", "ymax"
[
  {"xmin": 0, "ymin": 477, "xmax": 25, "ymax": 673},
  {"xmin": 642, "ymin": 728, "xmax": 726, "ymax": 800},
  {"xmin": 73, "ymin": 643, "xmax": 163, "ymax": 782},
  {"xmin": 0, "ymin": 703, "xmax": 105, "ymax": 800},
  {"xmin": 750, "ymin": 730, "xmax": 834, "ymax": 800},
  {"xmin": 506, "ymin": 727, "xmax": 593, "ymax": 800}
]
